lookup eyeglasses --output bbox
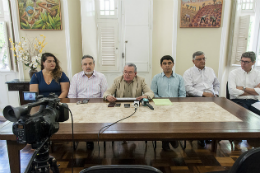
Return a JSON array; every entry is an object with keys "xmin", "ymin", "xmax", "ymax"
[
  {"xmin": 240, "ymin": 60, "xmax": 252, "ymax": 64},
  {"xmin": 124, "ymin": 71, "xmax": 135, "ymax": 75},
  {"xmin": 194, "ymin": 58, "xmax": 207, "ymax": 61},
  {"xmin": 162, "ymin": 62, "xmax": 173, "ymax": 65}
]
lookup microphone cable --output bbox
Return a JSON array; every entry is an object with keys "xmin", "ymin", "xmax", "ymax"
[
  {"xmin": 97, "ymin": 107, "xmax": 137, "ymax": 157},
  {"xmin": 63, "ymin": 106, "xmax": 74, "ymax": 173}
]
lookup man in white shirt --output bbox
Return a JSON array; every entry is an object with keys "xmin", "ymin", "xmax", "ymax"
[
  {"xmin": 228, "ymin": 51, "xmax": 260, "ymax": 115},
  {"xmin": 183, "ymin": 51, "xmax": 220, "ymax": 147},
  {"xmin": 183, "ymin": 51, "xmax": 220, "ymax": 97}
]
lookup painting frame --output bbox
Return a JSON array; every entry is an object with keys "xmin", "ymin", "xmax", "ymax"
[
  {"xmin": 17, "ymin": 0, "xmax": 62, "ymax": 30},
  {"xmin": 180, "ymin": 0, "xmax": 223, "ymax": 28}
]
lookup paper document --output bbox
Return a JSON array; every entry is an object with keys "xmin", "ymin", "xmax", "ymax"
[
  {"xmin": 152, "ymin": 99, "xmax": 172, "ymax": 106},
  {"xmin": 116, "ymin": 98, "xmax": 137, "ymax": 101},
  {"xmin": 251, "ymin": 102, "xmax": 260, "ymax": 110}
]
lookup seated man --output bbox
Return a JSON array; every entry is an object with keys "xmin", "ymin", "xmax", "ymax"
[
  {"xmin": 103, "ymin": 63, "xmax": 154, "ymax": 102},
  {"xmin": 68, "ymin": 55, "xmax": 108, "ymax": 98},
  {"xmin": 183, "ymin": 51, "xmax": 220, "ymax": 97},
  {"xmin": 68, "ymin": 55, "xmax": 108, "ymax": 150},
  {"xmin": 151, "ymin": 55, "xmax": 186, "ymax": 151},
  {"xmin": 183, "ymin": 51, "xmax": 220, "ymax": 147},
  {"xmin": 228, "ymin": 51, "xmax": 260, "ymax": 115}
]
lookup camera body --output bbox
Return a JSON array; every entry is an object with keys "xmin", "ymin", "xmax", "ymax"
[{"xmin": 3, "ymin": 93, "xmax": 69, "ymax": 144}]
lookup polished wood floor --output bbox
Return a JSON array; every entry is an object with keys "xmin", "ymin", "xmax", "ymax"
[{"xmin": 1, "ymin": 138, "xmax": 259, "ymax": 173}]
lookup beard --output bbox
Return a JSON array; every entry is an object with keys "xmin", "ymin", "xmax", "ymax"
[{"xmin": 85, "ymin": 71, "xmax": 94, "ymax": 75}]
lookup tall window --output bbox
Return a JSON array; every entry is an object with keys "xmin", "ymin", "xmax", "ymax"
[
  {"xmin": 96, "ymin": 0, "xmax": 119, "ymax": 71},
  {"xmin": 0, "ymin": 0, "xmax": 11, "ymax": 71},
  {"xmin": 241, "ymin": 0, "xmax": 255, "ymax": 10},
  {"xmin": 257, "ymin": 26, "xmax": 260, "ymax": 65},
  {"xmin": 230, "ymin": 0, "xmax": 260, "ymax": 65}
]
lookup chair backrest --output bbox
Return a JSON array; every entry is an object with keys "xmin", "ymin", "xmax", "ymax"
[
  {"xmin": 80, "ymin": 165, "xmax": 163, "ymax": 173},
  {"xmin": 229, "ymin": 147, "xmax": 260, "ymax": 173},
  {"xmin": 226, "ymin": 82, "xmax": 230, "ymax": 100}
]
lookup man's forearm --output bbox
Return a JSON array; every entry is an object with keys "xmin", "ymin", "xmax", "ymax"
[
  {"xmin": 236, "ymin": 86, "xmax": 258, "ymax": 96},
  {"xmin": 244, "ymin": 88, "xmax": 259, "ymax": 95}
]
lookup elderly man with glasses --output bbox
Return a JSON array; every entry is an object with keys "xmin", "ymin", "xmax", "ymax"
[
  {"xmin": 103, "ymin": 63, "xmax": 154, "ymax": 102},
  {"xmin": 183, "ymin": 51, "xmax": 220, "ymax": 147},
  {"xmin": 228, "ymin": 51, "xmax": 260, "ymax": 115}
]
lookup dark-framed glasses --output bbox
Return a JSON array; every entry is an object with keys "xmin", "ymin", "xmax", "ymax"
[{"xmin": 240, "ymin": 60, "xmax": 252, "ymax": 64}]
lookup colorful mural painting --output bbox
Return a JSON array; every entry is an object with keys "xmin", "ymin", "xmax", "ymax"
[
  {"xmin": 17, "ymin": 0, "xmax": 61, "ymax": 30},
  {"xmin": 180, "ymin": 0, "xmax": 223, "ymax": 28}
]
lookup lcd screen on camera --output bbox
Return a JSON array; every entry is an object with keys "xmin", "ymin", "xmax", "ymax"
[{"xmin": 23, "ymin": 92, "xmax": 37, "ymax": 102}]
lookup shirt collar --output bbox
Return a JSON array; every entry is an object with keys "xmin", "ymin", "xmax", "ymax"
[
  {"xmin": 161, "ymin": 71, "xmax": 175, "ymax": 77},
  {"xmin": 193, "ymin": 65, "xmax": 206, "ymax": 71},
  {"xmin": 241, "ymin": 68, "xmax": 253, "ymax": 74}
]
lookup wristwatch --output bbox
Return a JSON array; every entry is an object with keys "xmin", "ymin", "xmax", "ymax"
[{"xmin": 243, "ymin": 87, "xmax": 246, "ymax": 91}]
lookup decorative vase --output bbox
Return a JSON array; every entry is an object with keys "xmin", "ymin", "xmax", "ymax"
[{"xmin": 29, "ymin": 68, "xmax": 37, "ymax": 79}]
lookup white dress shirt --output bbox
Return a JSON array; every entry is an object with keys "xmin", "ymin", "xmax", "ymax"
[
  {"xmin": 68, "ymin": 70, "xmax": 108, "ymax": 98},
  {"xmin": 183, "ymin": 66, "xmax": 220, "ymax": 96},
  {"xmin": 228, "ymin": 68, "xmax": 260, "ymax": 100}
]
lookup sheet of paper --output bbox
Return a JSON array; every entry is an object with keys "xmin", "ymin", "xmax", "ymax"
[
  {"xmin": 152, "ymin": 99, "xmax": 172, "ymax": 106},
  {"xmin": 116, "ymin": 98, "xmax": 137, "ymax": 101},
  {"xmin": 251, "ymin": 102, "xmax": 260, "ymax": 110}
]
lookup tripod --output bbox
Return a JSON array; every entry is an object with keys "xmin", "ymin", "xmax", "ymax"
[{"xmin": 25, "ymin": 138, "xmax": 59, "ymax": 173}]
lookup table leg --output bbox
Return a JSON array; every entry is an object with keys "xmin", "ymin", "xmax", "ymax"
[
  {"xmin": 211, "ymin": 140, "xmax": 218, "ymax": 152},
  {"xmin": 7, "ymin": 140, "xmax": 25, "ymax": 173}
]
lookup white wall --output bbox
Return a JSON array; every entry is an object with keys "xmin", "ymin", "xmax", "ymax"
[
  {"xmin": 0, "ymin": 72, "xmax": 20, "ymax": 112},
  {"xmin": 80, "ymin": 0, "xmax": 97, "ymax": 62},
  {"xmin": 152, "ymin": 0, "xmax": 173, "ymax": 77}
]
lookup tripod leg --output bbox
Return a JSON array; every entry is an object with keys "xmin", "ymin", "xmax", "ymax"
[{"xmin": 49, "ymin": 156, "xmax": 60, "ymax": 173}]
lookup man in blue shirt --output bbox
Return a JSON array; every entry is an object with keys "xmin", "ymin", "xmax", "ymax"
[{"xmin": 151, "ymin": 55, "xmax": 186, "ymax": 151}]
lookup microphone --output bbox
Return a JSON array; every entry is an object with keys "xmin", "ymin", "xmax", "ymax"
[
  {"xmin": 133, "ymin": 100, "xmax": 139, "ymax": 108},
  {"xmin": 140, "ymin": 98, "xmax": 154, "ymax": 110}
]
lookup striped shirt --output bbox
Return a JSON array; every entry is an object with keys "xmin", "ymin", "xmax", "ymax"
[{"xmin": 68, "ymin": 70, "xmax": 108, "ymax": 98}]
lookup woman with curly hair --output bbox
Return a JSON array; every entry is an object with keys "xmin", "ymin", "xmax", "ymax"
[{"xmin": 30, "ymin": 53, "xmax": 70, "ymax": 98}]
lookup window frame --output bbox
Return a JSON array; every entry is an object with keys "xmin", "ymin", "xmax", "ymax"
[
  {"xmin": 96, "ymin": 0, "xmax": 118, "ymax": 19},
  {"xmin": 229, "ymin": 0, "xmax": 260, "ymax": 66},
  {"xmin": 0, "ymin": 0, "xmax": 13, "ymax": 72},
  {"xmin": 0, "ymin": 20, "xmax": 11, "ymax": 71}
]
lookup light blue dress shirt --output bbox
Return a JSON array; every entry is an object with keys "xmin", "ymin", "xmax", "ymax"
[{"xmin": 151, "ymin": 72, "xmax": 186, "ymax": 97}]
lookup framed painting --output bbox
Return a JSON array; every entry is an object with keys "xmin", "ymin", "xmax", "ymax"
[
  {"xmin": 180, "ymin": 0, "xmax": 223, "ymax": 28},
  {"xmin": 17, "ymin": 0, "xmax": 62, "ymax": 30}
]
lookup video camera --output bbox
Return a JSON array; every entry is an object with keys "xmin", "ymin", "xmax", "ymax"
[{"xmin": 3, "ymin": 93, "xmax": 69, "ymax": 144}]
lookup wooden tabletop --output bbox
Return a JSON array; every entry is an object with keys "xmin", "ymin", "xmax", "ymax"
[{"xmin": 1, "ymin": 97, "xmax": 260, "ymax": 141}]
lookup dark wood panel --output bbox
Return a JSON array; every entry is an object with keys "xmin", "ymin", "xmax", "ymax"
[
  {"xmin": 7, "ymin": 83, "xmax": 29, "ymax": 91},
  {"xmin": 5, "ymin": 80, "xmax": 30, "ymax": 105}
]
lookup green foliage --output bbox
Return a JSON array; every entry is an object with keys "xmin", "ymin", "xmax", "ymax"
[
  {"xmin": 21, "ymin": 22, "xmax": 31, "ymax": 29},
  {"xmin": 28, "ymin": 12, "xmax": 61, "ymax": 30},
  {"xmin": 26, "ymin": 0, "xmax": 34, "ymax": 8}
]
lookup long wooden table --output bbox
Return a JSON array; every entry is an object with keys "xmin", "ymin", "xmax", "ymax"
[{"xmin": 1, "ymin": 97, "xmax": 260, "ymax": 173}]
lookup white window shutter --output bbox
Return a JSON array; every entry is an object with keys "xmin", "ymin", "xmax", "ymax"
[
  {"xmin": 97, "ymin": 22, "xmax": 118, "ymax": 71},
  {"xmin": 231, "ymin": 15, "xmax": 250, "ymax": 64}
]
